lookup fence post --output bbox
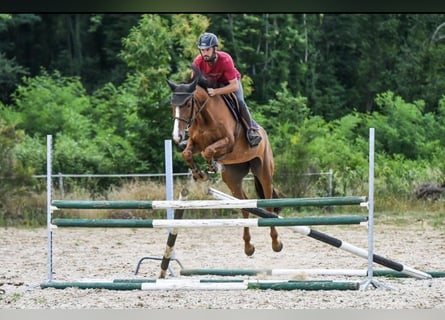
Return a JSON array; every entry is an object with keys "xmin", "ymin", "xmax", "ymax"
[
  {"xmin": 58, "ymin": 172, "xmax": 64, "ymax": 198},
  {"xmin": 328, "ymin": 169, "xmax": 333, "ymax": 197}
]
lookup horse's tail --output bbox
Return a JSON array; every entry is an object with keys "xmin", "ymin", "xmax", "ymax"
[{"xmin": 253, "ymin": 176, "xmax": 282, "ymax": 214}]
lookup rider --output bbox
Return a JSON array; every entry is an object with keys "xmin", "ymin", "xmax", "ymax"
[{"xmin": 192, "ymin": 32, "xmax": 262, "ymax": 147}]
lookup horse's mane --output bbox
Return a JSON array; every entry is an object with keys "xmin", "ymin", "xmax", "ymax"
[
  {"xmin": 168, "ymin": 64, "xmax": 216, "ymax": 106},
  {"xmin": 191, "ymin": 64, "xmax": 214, "ymax": 89}
]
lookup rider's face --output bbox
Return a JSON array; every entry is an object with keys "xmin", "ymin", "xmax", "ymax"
[{"xmin": 200, "ymin": 47, "xmax": 215, "ymax": 62}]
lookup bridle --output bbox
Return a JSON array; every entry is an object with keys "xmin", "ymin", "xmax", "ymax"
[{"xmin": 173, "ymin": 91, "xmax": 210, "ymax": 132}]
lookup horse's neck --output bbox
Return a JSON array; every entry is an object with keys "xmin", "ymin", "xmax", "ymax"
[
  {"xmin": 194, "ymin": 86, "xmax": 237, "ymax": 128},
  {"xmin": 194, "ymin": 88, "xmax": 216, "ymax": 123},
  {"xmin": 194, "ymin": 97, "xmax": 216, "ymax": 125}
]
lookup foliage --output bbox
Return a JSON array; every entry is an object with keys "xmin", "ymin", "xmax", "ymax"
[
  {"xmin": 118, "ymin": 14, "xmax": 211, "ymax": 172},
  {"xmin": 365, "ymin": 91, "xmax": 442, "ymax": 160},
  {"xmin": 207, "ymin": 14, "xmax": 308, "ymax": 104},
  {"xmin": 12, "ymin": 70, "xmax": 92, "ymax": 138},
  {"xmin": 4, "ymin": 71, "xmax": 141, "ymax": 183},
  {"xmin": 0, "ymin": 119, "xmax": 35, "ymax": 224},
  {"xmin": 0, "ymin": 53, "xmax": 29, "ymax": 103},
  {"xmin": 374, "ymin": 154, "xmax": 445, "ymax": 209},
  {"xmin": 0, "ymin": 14, "xmax": 445, "ymax": 225}
]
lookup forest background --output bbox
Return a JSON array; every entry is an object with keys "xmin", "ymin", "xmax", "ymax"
[{"xmin": 0, "ymin": 13, "xmax": 444, "ymax": 226}]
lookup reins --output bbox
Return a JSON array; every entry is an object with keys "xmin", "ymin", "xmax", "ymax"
[{"xmin": 174, "ymin": 92, "xmax": 210, "ymax": 131}]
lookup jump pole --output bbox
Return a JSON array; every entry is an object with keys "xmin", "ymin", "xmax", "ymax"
[
  {"xmin": 51, "ymin": 196, "xmax": 367, "ymax": 210},
  {"xmin": 151, "ymin": 139, "xmax": 179, "ymax": 278},
  {"xmin": 207, "ymin": 187, "xmax": 431, "ymax": 280},
  {"xmin": 51, "ymin": 216, "xmax": 368, "ymax": 228},
  {"xmin": 179, "ymin": 268, "xmax": 445, "ymax": 278},
  {"xmin": 157, "ymin": 189, "xmax": 187, "ymax": 278},
  {"xmin": 41, "ymin": 279, "xmax": 360, "ymax": 291}
]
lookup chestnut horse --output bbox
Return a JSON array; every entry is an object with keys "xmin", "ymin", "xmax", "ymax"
[{"xmin": 167, "ymin": 65, "xmax": 282, "ymax": 256}]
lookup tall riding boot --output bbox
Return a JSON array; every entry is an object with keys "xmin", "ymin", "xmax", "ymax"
[{"xmin": 239, "ymin": 104, "xmax": 262, "ymax": 147}]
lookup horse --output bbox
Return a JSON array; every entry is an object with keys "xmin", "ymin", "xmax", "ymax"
[{"xmin": 166, "ymin": 64, "xmax": 283, "ymax": 256}]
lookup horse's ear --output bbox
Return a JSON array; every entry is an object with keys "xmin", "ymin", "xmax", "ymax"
[{"xmin": 166, "ymin": 79, "xmax": 177, "ymax": 91}]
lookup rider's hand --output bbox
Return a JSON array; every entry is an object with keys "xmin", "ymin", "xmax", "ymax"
[{"xmin": 207, "ymin": 88, "xmax": 216, "ymax": 96}]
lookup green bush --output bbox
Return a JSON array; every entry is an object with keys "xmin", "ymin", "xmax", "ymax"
[{"xmin": 0, "ymin": 119, "xmax": 35, "ymax": 225}]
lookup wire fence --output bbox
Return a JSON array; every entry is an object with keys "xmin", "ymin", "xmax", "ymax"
[
  {"xmin": 33, "ymin": 172, "xmax": 192, "ymax": 198},
  {"xmin": 33, "ymin": 169, "xmax": 333, "ymax": 198}
]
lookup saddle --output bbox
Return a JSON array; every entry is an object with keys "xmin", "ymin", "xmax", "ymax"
[
  {"xmin": 221, "ymin": 93, "xmax": 241, "ymax": 122},
  {"xmin": 222, "ymin": 93, "xmax": 259, "ymax": 130}
]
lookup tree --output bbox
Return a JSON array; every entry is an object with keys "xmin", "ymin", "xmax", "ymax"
[
  {"xmin": 0, "ymin": 117, "xmax": 34, "ymax": 222},
  {"xmin": 206, "ymin": 14, "xmax": 308, "ymax": 104},
  {"xmin": 118, "ymin": 14, "xmax": 210, "ymax": 172}
]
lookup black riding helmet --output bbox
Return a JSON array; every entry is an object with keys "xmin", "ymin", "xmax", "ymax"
[{"xmin": 197, "ymin": 32, "xmax": 219, "ymax": 49}]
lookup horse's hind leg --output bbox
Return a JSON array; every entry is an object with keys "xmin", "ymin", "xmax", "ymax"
[
  {"xmin": 270, "ymin": 226, "xmax": 283, "ymax": 252},
  {"xmin": 240, "ymin": 209, "xmax": 255, "ymax": 256},
  {"xmin": 221, "ymin": 164, "xmax": 255, "ymax": 256},
  {"xmin": 251, "ymin": 159, "xmax": 283, "ymax": 253}
]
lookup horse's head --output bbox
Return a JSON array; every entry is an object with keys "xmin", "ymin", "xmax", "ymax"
[
  {"xmin": 167, "ymin": 66, "xmax": 201, "ymax": 146},
  {"xmin": 167, "ymin": 64, "xmax": 216, "ymax": 147},
  {"xmin": 167, "ymin": 77, "xmax": 197, "ymax": 106}
]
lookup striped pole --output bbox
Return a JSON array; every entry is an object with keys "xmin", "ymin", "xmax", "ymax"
[
  {"xmin": 51, "ymin": 195, "xmax": 367, "ymax": 210},
  {"xmin": 208, "ymin": 188, "xmax": 432, "ymax": 280},
  {"xmin": 159, "ymin": 188, "xmax": 188, "ymax": 278},
  {"xmin": 41, "ymin": 279, "xmax": 360, "ymax": 291},
  {"xmin": 179, "ymin": 268, "xmax": 445, "ymax": 278},
  {"xmin": 51, "ymin": 216, "xmax": 368, "ymax": 228}
]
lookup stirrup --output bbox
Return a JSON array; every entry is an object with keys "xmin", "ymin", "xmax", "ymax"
[{"xmin": 247, "ymin": 129, "xmax": 262, "ymax": 147}]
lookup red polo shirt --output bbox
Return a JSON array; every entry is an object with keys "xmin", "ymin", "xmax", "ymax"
[{"xmin": 193, "ymin": 51, "xmax": 241, "ymax": 85}]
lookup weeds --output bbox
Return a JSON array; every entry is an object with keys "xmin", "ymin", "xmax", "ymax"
[{"xmin": 0, "ymin": 177, "xmax": 444, "ymax": 230}]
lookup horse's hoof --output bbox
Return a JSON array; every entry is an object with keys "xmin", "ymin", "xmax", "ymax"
[
  {"xmin": 206, "ymin": 166, "xmax": 218, "ymax": 174},
  {"xmin": 208, "ymin": 159, "xmax": 219, "ymax": 173},
  {"xmin": 244, "ymin": 244, "xmax": 255, "ymax": 256},
  {"xmin": 199, "ymin": 171, "xmax": 209, "ymax": 181},
  {"xmin": 272, "ymin": 241, "xmax": 283, "ymax": 252}
]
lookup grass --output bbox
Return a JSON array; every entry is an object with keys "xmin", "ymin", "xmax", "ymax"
[
  {"xmin": 374, "ymin": 210, "xmax": 445, "ymax": 230},
  {"xmin": 0, "ymin": 178, "xmax": 444, "ymax": 231}
]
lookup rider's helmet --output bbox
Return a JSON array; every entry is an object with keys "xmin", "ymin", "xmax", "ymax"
[{"xmin": 197, "ymin": 32, "xmax": 219, "ymax": 49}]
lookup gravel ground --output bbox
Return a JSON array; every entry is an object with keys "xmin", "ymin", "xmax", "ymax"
[{"xmin": 1, "ymin": 220, "xmax": 444, "ymax": 309}]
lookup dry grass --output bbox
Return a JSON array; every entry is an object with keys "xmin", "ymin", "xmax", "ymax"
[{"xmin": 2, "ymin": 178, "xmax": 444, "ymax": 230}]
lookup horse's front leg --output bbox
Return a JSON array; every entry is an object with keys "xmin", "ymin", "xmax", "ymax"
[
  {"xmin": 201, "ymin": 137, "xmax": 234, "ymax": 173},
  {"xmin": 182, "ymin": 144, "xmax": 208, "ymax": 181}
]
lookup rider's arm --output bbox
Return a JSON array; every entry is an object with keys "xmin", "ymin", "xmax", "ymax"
[{"xmin": 208, "ymin": 78, "xmax": 238, "ymax": 96}]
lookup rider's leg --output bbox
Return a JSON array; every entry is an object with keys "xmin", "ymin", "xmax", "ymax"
[
  {"xmin": 235, "ymin": 80, "xmax": 262, "ymax": 147},
  {"xmin": 238, "ymin": 104, "xmax": 262, "ymax": 146}
]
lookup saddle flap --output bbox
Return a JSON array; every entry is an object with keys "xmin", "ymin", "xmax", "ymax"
[{"xmin": 222, "ymin": 93, "xmax": 241, "ymax": 122}]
